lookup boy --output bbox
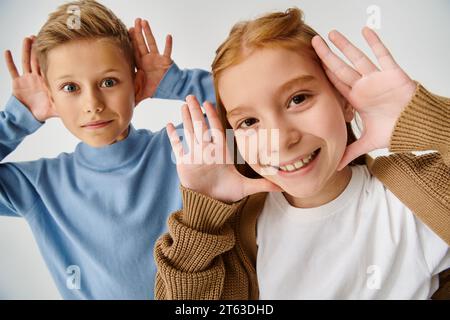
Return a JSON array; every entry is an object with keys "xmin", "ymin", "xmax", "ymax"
[{"xmin": 0, "ymin": 0, "xmax": 213, "ymax": 299}]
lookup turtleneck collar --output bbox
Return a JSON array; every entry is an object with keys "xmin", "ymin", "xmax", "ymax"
[{"xmin": 74, "ymin": 125, "xmax": 145, "ymax": 171}]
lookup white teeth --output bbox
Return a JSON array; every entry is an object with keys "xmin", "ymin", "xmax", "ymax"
[
  {"xmin": 286, "ymin": 164, "xmax": 295, "ymax": 171},
  {"xmin": 278, "ymin": 149, "xmax": 318, "ymax": 172},
  {"xmin": 293, "ymin": 160, "xmax": 303, "ymax": 169}
]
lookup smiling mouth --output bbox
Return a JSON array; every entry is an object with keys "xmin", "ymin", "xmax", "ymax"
[{"xmin": 270, "ymin": 148, "xmax": 321, "ymax": 173}]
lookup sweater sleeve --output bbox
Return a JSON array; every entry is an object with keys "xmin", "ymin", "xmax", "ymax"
[
  {"xmin": 0, "ymin": 96, "xmax": 43, "ymax": 217},
  {"xmin": 153, "ymin": 63, "xmax": 216, "ymax": 105},
  {"xmin": 371, "ymin": 83, "xmax": 450, "ymax": 245},
  {"xmin": 389, "ymin": 82, "xmax": 450, "ymax": 164},
  {"xmin": 154, "ymin": 186, "xmax": 246, "ymax": 300},
  {"xmin": 0, "ymin": 95, "xmax": 43, "ymax": 159}
]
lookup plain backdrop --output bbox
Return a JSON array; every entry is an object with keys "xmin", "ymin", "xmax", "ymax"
[{"xmin": 0, "ymin": 0, "xmax": 449, "ymax": 299}]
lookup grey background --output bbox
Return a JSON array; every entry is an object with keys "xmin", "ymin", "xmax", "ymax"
[{"xmin": 0, "ymin": 0, "xmax": 449, "ymax": 299}]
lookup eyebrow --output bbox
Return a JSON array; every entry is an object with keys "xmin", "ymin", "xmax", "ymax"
[
  {"xmin": 276, "ymin": 74, "xmax": 316, "ymax": 96},
  {"xmin": 54, "ymin": 68, "xmax": 122, "ymax": 81},
  {"xmin": 226, "ymin": 74, "xmax": 316, "ymax": 118}
]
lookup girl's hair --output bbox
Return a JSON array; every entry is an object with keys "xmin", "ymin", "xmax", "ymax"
[
  {"xmin": 211, "ymin": 7, "xmax": 366, "ymax": 178},
  {"xmin": 35, "ymin": 0, "xmax": 135, "ymax": 78}
]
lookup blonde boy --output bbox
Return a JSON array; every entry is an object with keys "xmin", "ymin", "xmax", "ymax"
[{"xmin": 0, "ymin": 0, "xmax": 213, "ymax": 299}]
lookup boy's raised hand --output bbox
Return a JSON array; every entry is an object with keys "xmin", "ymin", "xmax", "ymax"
[
  {"xmin": 166, "ymin": 96, "xmax": 281, "ymax": 204},
  {"xmin": 312, "ymin": 27, "xmax": 416, "ymax": 170},
  {"xmin": 129, "ymin": 18, "xmax": 173, "ymax": 104},
  {"xmin": 4, "ymin": 36, "xmax": 57, "ymax": 122}
]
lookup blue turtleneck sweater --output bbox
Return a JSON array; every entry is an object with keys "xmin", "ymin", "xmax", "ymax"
[{"xmin": 0, "ymin": 63, "xmax": 214, "ymax": 299}]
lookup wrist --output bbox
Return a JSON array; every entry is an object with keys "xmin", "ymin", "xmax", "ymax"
[
  {"xmin": 180, "ymin": 185, "xmax": 245, "ymax": 233},
  {"xmin": 5, "ymin": 95, "xmax": 44, "ymax": 132}
]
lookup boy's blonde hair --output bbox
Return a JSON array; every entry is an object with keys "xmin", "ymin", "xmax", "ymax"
[
  {"xmin": 35, "ymin": 0, "xmax": 135, "ymax": 78},
  {"xmin": 212, "ymin": 8, "xmax": 365, "ymax": 178}
]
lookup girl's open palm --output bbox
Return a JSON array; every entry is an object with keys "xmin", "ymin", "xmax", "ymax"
[
  {"xmin": 312, "ymin": 27, "xmax": 416, "ymax": 170},
  {"xmin": 4, "ymin": 36, "xmax": 57, "ymax": 122},
  {"xmin": 166, "ymin": 96, "xmax": 281, "ymax": 203}
]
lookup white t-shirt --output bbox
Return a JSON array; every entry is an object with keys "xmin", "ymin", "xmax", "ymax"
[{"xmin": 256, "ymin": 165, "xmax": 449, "ymax": 299}]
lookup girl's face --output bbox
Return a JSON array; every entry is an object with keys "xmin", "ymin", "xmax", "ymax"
[{"xmin": 218, "ymin": 47, "xmax": 354, "ymax": 204}]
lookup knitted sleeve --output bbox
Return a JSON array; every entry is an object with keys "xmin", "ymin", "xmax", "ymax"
[
  {"xmin": 389, "ymin": 82, "xmax": 450, "ymax": 165},
  {"xmin": 154, "ymin": 186, "xmax": 248, "ymax": 299},
  {"xmin": 372, "ymin": 83, "xmax": 450, "ymax": 245}
]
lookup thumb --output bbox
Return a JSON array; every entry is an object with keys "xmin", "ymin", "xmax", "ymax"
[
  {"xmin": 337, "ymin": 138, "xmax": 369, "ymax": 171},
  {"xmin": 243, "ymin": 177, "xmax": 283, "ymax": 197}
]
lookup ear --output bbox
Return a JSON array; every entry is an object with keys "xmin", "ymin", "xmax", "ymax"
[
  {"xmin": 133, "ymin": 70, "xmax": 145, "ymax": 107},
  {"xmin": 342, "ymin": 100, "xmax": 355, "ymax": 123}
]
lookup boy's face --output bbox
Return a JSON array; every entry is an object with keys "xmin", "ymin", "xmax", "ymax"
[
  {"xmin": 219, "ymin": 47, "xmax": 354, "ymax": 199},
  {"xmin": 45, "ymin": 38, "xmax": 141, "ymax": 147}
]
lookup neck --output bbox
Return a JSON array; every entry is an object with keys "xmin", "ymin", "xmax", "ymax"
[{"xmin": 284, "ymin": 166, "xmax": 352, "ymax": 208}]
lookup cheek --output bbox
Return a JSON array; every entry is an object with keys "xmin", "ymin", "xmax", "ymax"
[
  {"xmin": 312, "ymin": 103, "xmax": 349, "ymax": 166},
  {"xmin": 107, "ymin": 86, "xmax": 135, "ymax": 114},
  {"xmin": 235, "ymin": 130, "xmax": 278, "ymax": 174},
  {"xmin": 53, "ymin": 98, "xmax": 79, "ymax": 125},
  {"xmin": 235, "ymin": 131, "xmax": 258, "ymax": 165},
  {"xmin": 308, "ymin": 97, "xmax": 348, "ymax": 144},
  {"xmin": 235, "ymin": 132, "xmax": 260, "ymax": 168}
]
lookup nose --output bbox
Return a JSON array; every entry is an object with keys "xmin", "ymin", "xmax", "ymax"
[
  {"xmin": 83, "ymin": 89, "xmax": 105, "ymax": 114},
  {"xmin": 258, "ymin": 116, "xmax": 302, "ymax": 166},
  {"xmin": 267, "ymin": 117, "xmax": 302, "ymax": 152}
]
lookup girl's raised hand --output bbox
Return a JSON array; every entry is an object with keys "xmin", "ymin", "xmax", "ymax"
[
  {"xmin": 312, "ymin": 27, "xmax": 416, "ymax": 170},
  {"xmin": 167, "ymin": 96, "xmax": 281, "ymax": 204}
]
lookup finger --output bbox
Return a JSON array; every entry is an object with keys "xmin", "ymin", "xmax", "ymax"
[
  {"xmin": 203, "ymin": 101, "xmax": 224, "ymax": 132},
  {"xmin": 323, "ymin": 65, "xmax": 351, "ymax": 101},
  {"xmin": 337, "ymin": 138, "xmax": 369, "ymax": 171},
  {"xmin": 166, "ymin": 122, "xmax": 185, "ymax": 163},
  {"xmin": 203, "ymin": 101, "xmax": 225, "ymax": 143},
  {"xmin": 29, "ymin": 36, "xmax": 40, "ymax": 75},
  {"xmin": 311, "ymin": 35, "xmax": 361, "ymax": 87},
  {"xmin": 362, "ymin": 27, "xmax": 399, "ymax": 70},
  {"xmin": 142, "ymin": 19, "xmax": 159, "ymax": 54},
  {"xmin": 134, "ymin": 18, "xmax": 149, "ymax": 56},
  {"xmin": 4, "ymin": 50, "xmax": 19, "ymax": 79},
  {"xmin": 181, "ymin": 103, "xmax": 195, "ymax": 153},
  {"xmin": 22, "ymin": 37, "xmax": 32, "ymax": 74},
  {"xmin": 186, "ymin": 95, "xmax": 208, "ymax": 144},
  {"xmin": 128, "ymin": 27, "xmax": 142, "ymax": 68},
  {"xmin": 328, "ymin": 30, "xmax": 378, "ymax": 75},
  {"xmin": 163, "ymin": 34, "xmax": 172, "ymax": 58},
  {"xmin": 243, "ymin": 177, "xmax": 282, "ymax": 197}
]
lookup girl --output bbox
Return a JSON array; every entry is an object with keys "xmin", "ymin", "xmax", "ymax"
[{"xmin": 156, "ymin": 8, "xmax": 449, "ymax": 299}]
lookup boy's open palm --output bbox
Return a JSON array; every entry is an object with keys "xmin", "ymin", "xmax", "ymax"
[
  {"xmin": 4, "ymin": 36, "xmax": 57, "ymax": 122},
  {"xmin": 166, "ymin": 96, "xmax": 281, "ymax": 204},
  {"xmin": 129, "ymin": 18, "xmax": 173, "ymax": 104},
  {"xmin": 312, "ymin": 27, "xmax": 416, "ymax": 170}
]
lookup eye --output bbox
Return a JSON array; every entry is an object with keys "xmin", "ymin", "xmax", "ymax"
[
  {"xmin": 101, "ymin": 78, "xmax": 117, "ymax": 88},
  {"xmin": 238, "ymin": 118, "xmax": 258, "ymax": 129},
  {"xmin": 288, "ymin": 93, "xmax": 309, "ymax": 108},
  {"xmin": 62, "ymin": 83, "xmax": 78, "ymax": 93}
]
